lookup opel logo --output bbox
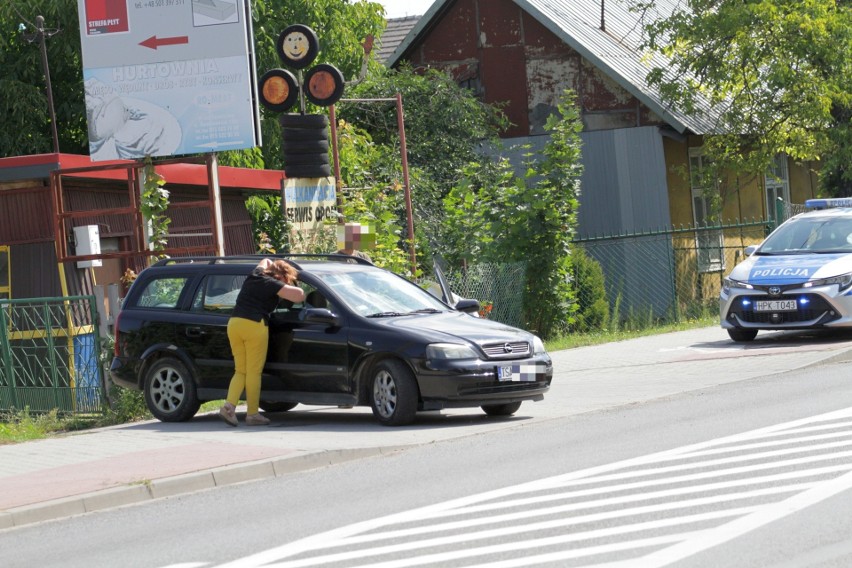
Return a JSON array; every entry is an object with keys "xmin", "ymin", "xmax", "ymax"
[
  {"xmin": 503, "ymin": 343, "xmax": 514, "ymax": 353},
  {"xmin": 768, "ymin": 286, "xmax": 782, "ymax": 296}
]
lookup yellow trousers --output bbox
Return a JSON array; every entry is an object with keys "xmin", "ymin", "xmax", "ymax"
[{"xmin": 226, "ymin": 317, "xmax": 269, "ymax": 415}]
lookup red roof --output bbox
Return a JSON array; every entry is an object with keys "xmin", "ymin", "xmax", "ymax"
[{"xmin": 0, "ymin": 153, "xmax": 285, "ymax": 191}]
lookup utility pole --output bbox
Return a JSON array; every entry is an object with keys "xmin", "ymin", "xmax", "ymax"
[{"xmin": 22, "ymin": 15, "xmax": 61, "ymax": 154}]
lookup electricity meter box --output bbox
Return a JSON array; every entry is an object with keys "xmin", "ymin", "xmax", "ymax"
[{"xmin": 73, "ymin": 225, "xmax": 102, "ymax": 268}]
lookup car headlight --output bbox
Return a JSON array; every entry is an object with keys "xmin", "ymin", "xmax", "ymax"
[
  {"xmin": 803, "ymin": 273, "xmax": 852, "ymax": 290},
  {"xmin": 532, "ymin": 335, "xmax": 547, "ymax": 355},
  {"xmin": 426, "ymin": 343, "xmax": 478, "ymax": 360},
  {"xmin": 723, "ymin": 277, "xmax": 754, "ymax": 293}
]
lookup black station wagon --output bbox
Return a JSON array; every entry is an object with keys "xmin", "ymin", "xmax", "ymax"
[{"xmin": 109, "ymin": 255, "xmax": 553, "ymax": 425}]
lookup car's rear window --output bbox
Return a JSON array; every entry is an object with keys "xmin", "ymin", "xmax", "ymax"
[
  {"xmin": 191, "ymin": 274, "xmax": 247, "ymax": 314},
  {"xmin": 136, "ymin": 277, "xmax": 189, "ymax": 309}
]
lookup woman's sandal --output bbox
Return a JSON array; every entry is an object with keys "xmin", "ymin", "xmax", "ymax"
[
  {"xmin": 219, "ymin": 403, "xmax": 238, "ymax": 427},
  {"xmin": 245, "ymin": 413, "xmax": 270, "ymax": 426}
]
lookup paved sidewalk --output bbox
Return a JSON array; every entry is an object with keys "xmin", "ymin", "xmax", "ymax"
[{"xmin": 2, "ymin": 326, "xmax": 851, "ymax": 531}]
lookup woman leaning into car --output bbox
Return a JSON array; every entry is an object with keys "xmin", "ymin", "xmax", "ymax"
[{"xmin": 219, "ymin": 258, "xmax": 305, "ymax": 427}]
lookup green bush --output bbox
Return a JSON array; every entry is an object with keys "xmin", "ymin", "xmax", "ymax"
[
  {"xmin": 102, "ymin": 385, "xmax": 151, "ymax": 425},
  {"xmin": 570, "ymin": 246, "xmax": 609, "ymax": 333}
]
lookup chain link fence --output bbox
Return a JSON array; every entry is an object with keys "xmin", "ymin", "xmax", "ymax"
[
  {"xmin": 442, "ymin": 262, "xmax": 527, "ymax": 328},
  {"xmin": 0, "ymin": 296, "xmax": 105, "ymax": 415},
  {"xmin": 439, "ymin": 219, "xmax": 778, "ymax": 332},
  {"xmin": 575, "ymin": 220, "xmax": 773, "ymax": 326}
]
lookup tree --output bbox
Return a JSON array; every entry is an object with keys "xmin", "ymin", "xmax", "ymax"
[
  {"xmin": 442, "ymin": 91, "xmax": 584, "ymax": 339},
  {"xmin": 635, "ymin": 0, "xmax": 852, "ymax": 196},
  {"xmin": 0, "ymin": 0, "xmax": 385, "ymax": 162},
  {"xmin": 0, "ymin": 1, "xmax": 87, "ymax": 156},
  {"xmin": 340, "ymin": 65, "xmax": 508, "ymax": 262}
]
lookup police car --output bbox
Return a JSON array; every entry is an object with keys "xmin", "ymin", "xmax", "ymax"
[{"xmin": 721, "ymin": 198, "xmax": 852, "ymax": 341}]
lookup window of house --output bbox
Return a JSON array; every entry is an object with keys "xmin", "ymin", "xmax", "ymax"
[
  {"xmin": 0, "ymin": 246, "xmax": 9, "ymax": 300},
  {"xmin": 765, "ymin": 154, "xmax": 790, "ymax": 227},
  {"xmin": 689, "ymin": 149, "xmax": 724, "ymax": 272}
]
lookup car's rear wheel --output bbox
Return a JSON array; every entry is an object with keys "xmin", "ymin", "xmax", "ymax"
[
  {"xmin": 481, "ymin": 401, "xmax": 522, "ymax": 417},
  {"xmin": 143, "ymin": 357, "xmax": 200, "ymax": 422},
  {"xmin": 259, "ymin": 401, "xmax": 298, "ymax": 413},
  {"xmin": 369, "ymin": 360, "xmax": 418, "ymax": 426},
  {"xmin": 727, "ymin": 328, "xmax": 758, "ymax": 342}
]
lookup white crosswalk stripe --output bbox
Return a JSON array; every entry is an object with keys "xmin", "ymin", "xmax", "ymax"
[{"xmin": 217, "ymin": 406, "xmax": 852, "ymax": 568}]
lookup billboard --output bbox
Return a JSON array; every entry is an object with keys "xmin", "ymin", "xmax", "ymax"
[{"xmin": 77, "ymin": 0, "xmax": 261, "ymax": 161}]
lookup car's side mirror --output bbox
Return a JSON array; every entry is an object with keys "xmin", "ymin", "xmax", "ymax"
[
  {"xmin": 454, "ymin": 298, "xmax": 480, "ymax": 314},
  {"xmin": 745, "ymin": 245, "xmax": 757, "ymax": 256},
  {"xmin": 300, "ymin": 307, "xmax": 341, "ymax": 327}
]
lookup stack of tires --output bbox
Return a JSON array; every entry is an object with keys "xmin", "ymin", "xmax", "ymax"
[{"xmin": 281, "ymin": 113, "xmax": 331, "ymax": 179}]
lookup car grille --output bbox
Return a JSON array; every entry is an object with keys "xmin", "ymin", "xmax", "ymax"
[
  {"xmin": 459, "ymin": 381, "xmax": 547, "ymax": 396},
  {"xmin": 728, "ymin": 294, "xmax": 838, "ymax": 324},
  {"xmin": 481, "ymin": 341, "xmax": 531, "ymax": 359}
]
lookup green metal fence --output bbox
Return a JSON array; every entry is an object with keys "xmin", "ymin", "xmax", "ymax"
[{"xmin": 0, "ymin": 296, "xmax": 105, "ymax": 415}]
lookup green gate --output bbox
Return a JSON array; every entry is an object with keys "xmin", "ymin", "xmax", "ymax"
[{"xmin": 0, "ymin": 296, "xmax": 104, "ymax": 414}]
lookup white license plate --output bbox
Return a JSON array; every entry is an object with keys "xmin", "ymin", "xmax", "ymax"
[
  {"xmin": 497, "ymin": 364, "xmax": 540, "ymax": 382},
  {"xmin": 497, "ymin": 365, "xmax": 514, "ymax": 381},
  {"xmin": 755, "ymin": 299, "xmax": 797, "ymax": 312}
]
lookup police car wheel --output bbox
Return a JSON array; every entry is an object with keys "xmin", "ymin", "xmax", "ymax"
[{"xmin": 727, "ymin": 328, "xmax": 758, "ymax": 342}]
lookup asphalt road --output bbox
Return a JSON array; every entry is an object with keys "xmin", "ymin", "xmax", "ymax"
[{"xmin": 5, "ymin": 327, "xmax": 852, "ymax": 568}]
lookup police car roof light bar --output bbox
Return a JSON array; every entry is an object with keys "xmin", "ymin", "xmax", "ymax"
[{"xmin": 805, "ymin": 198, "xmax": 852, "ymax": 210}]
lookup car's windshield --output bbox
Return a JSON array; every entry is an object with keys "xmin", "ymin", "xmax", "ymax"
[
  {"xmin": 316, "ymin": 269, "xmax": 448, "ymax": 317},
  {"xmin": 759, "ymin": 214, "xmax": 852, "ymax": 254}
]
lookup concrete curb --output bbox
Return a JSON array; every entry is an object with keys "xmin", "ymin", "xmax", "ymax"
[{"xmin": 0, "ymin": 446, "xmax": 410, "ymax": 530}]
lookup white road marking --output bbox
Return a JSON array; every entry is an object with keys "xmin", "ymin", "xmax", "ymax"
[{"xmin": 215, "ymin": 406, "xmax": 852, "ymax": 568}]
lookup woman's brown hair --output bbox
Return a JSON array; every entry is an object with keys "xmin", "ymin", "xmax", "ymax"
[{"xmin": 266, "ymin": 260, "xmax": 298, "ymax": 285}]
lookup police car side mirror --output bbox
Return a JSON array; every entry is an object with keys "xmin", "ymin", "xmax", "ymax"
[{"xmin": 745, "ymin": 245, "xmax": 757, "ymax": 256}]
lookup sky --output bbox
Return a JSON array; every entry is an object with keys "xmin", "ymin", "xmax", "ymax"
[{"xmin": 374, "ymin": 0, "xmax": 436, "ymax": 18}]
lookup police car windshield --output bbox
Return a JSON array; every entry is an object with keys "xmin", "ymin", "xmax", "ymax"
[{"xmin": 759, "ymin": 214, "xmax": 852, "ymax": 254}]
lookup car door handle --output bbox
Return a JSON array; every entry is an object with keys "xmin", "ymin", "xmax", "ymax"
[{"xmin": 185, "ymin": 327, "xmax": 207, "ymax": 337}]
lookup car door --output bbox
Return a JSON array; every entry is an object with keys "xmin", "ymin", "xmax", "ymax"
[
  {"xmin": 264, "ymin": 283, "xmax": 350, "ymax": 398},
  {"xmin": 181, "ymin": 271, "xmax": 247, "ymax": 391}
]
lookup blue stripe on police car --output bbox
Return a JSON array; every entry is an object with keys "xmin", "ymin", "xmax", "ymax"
[{"xmin": 747, "ymin": 254, "xmax": 848, "ymax": 284}]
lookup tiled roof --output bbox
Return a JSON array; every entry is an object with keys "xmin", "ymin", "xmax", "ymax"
[
  {"xmin": 387, "ymin": 0, "xmax": 720, "ymax": 135},
  {"xmin": 376, "ymin": 16, "xmax": 421, "ymax": 64}
]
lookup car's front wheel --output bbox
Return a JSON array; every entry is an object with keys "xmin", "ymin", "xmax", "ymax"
[
  {"xmin": 727, "ymin": 328, "xmax": 758, "ymax": 342},
  {"xmin": 369, "ymin": 360, "xmax": 418, "ymax": 426},
  {"xmin": 481, "ymin": 401, "xmax": 522, "ymax": 417},
  {"xmin": 143, "ymin": 357, "xmax": 200, "ymax": 422}
]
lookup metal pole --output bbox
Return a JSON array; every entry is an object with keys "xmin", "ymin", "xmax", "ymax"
[
  {"xmin": 35, "ymin": 16, "xmax": 60, "ymax": 154},
  {"xmin": 329, "ymin": 104, "xmax": 344, "ymax": 218},
  {"xmin": 396, "ymin": 93, "xmax": 416, "ymax": 275},
  {"xmin": 206, "ymin": 153, "xmax": 225, "ymax": 256}
]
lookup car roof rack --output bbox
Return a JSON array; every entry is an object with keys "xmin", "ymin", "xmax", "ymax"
[{"xmin": 151, "ymin": 253, "xmax": 373, "ymax": 269}]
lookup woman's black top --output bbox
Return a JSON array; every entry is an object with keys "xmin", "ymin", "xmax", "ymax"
[{"xmin": 231, "ymin": 267, "xmax": 284, "ymax": 323}]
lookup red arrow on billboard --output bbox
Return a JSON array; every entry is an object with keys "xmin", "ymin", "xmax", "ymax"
[{"xmin": 140, "ymin": 35, "xmax": 189, "ymax": 50}]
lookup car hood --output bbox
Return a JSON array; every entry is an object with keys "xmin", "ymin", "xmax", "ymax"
[
  {"xmin": 730, "ymin": 252, "xmax": 852, "ymax": 285},
  {"xmin": 369, "ymin": 311, "xmax": 538, "ymax": 347}
]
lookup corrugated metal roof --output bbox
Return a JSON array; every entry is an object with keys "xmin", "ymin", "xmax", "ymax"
[{"xmin": 387, "ymin": 0, "xmax": 720, "ymax": 134}]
